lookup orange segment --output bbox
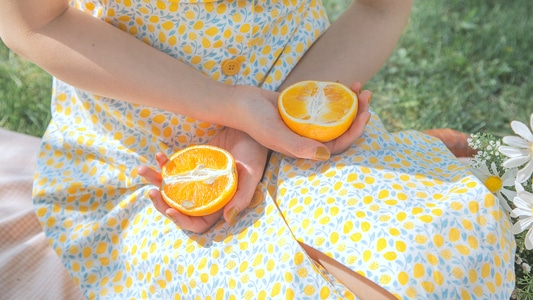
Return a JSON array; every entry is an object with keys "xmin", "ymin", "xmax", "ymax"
[
  {"xmin": 160, "ymin": 145, "xmax": 237, "ymax": 216},
  {"xmin": 278, "ymin": 80, "xmax": 358, "ymax": 142}
]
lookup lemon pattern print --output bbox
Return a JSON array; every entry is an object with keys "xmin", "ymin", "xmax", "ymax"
[{"xmin": 33, "ymin": 0, "xmax": 515, "ymax": 299}]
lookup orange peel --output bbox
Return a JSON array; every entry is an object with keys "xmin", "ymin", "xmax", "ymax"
[
  {"xmin": 278, "ymin": 80, "xmax": 358, "ymax": 142},
  {"xmin": 160, "ymin": 145, "xmax": 237, "ymax": 216}
]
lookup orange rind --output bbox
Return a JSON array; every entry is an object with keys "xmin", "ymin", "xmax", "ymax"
[
  {"xmin": 160, "ymin": 145, "xmax": 237, "ymax": 216},
  {"xmin": 278, "ymin": 80, "xmax": 358, "ymax": 142}
]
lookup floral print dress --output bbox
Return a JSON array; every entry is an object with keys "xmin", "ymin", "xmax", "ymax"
[{"xmin": 33, "ymin": 0, "xmax": 516, "ymax": 299}]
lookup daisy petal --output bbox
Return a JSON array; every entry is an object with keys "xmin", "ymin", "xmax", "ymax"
[
  {"xmin": 513, "ymin": 208, "xmax": 533, "ymax": 218},
  {"xmin": 516, "ymin": 182, "xmax": 525, "ymax": 193},
  {"xmin": 513, "ymin": 195, "xmax": 533, "ymax": 212},
  {"xmin": 502, "ymin": 136, "xmax": 531, "ymax": 148},
  {"xmin": 501, "ymin": 201, "xmax": 513, "ymax": 213},
  {"xmin": 519, "ymin": 190, "xmax": 533, "ymax": 203},
  {"xmin": 496, "ymin": 192, "xmax": 513, "ymax": 213},
  {"xmin": 526, "ymin": 228, "xmax": 533, "ymax": 250},
  {"xmin": 503, "ymin": 156, "xmax": 531, "ymax": 168},
  {"xmin": 511, "ymin": 120, "xmax": 533, "ymax": 142},
  {"xmin": 501, "ymin": 168, "xmax": 518, "ymax": 185},
  {"xmin": 512, "ymin": 217, "xmax": 533, "ymax": 235},
  {"xmin": 517, "ymin": 160, "xmax": 533, "ymax": 183},
  {"xmin": 500, "ymin": 188, "xmax": 517, "ymax": 203},
  {"xmin": 499, "ymin": 146, "xmax": 531, "ymax": 157}
]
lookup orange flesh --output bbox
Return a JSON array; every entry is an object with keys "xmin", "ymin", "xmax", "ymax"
[
  {"xmin": 280, "ymin": 81, "xmax": 354, "ymax": 125},
  {"xmin": 162, "ymin": 176, "xmax": 231, "ymax": 209},
  {"xmin": 161, "ymin": 145, "xmax": 237, "ymax": 215}
]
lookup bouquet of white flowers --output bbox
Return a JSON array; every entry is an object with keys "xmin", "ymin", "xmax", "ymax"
[{"xmin": 467, "ymin": 113, "xmax": 533, "ymax": 299}]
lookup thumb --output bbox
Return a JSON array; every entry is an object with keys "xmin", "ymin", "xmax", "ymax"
[
  {"xmin": 279, "ymin": 135, "xmax": 331, "ymax": 161},
  {"xmin": 261, "ymin": 125, "xmax": 330, "ymax": 160},
  {"xmin": 222, "ymin": 164, "xmax": 265, "ymax": 226}
]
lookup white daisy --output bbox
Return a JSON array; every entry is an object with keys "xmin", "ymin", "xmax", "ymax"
[
  {"xmin": 511, "ymin": 188, "xmax": 533, "ymax": 250},
  {"xmin": 470, "ymin": 162, "xmax": 517, "ymax": 213},
  {"xmin": 522, "ymin": 262, "xmax": 532, "ymax": 274},
  {"xmin": 499, "ymin": 113, "xmax": 533, "ymax": 183}
]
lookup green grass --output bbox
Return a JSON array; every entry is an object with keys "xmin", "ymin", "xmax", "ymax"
[
  {"xmin": 363, "ymin": 0, "xmax": 533, "ymax": 136},
  {"xmin": 2, "ymin": 0, "xmax": 533, "ymax": 297},
  {"xmin": 0, "ymin": 42, "xmax": 52, "ymax": 136},
  {"xmin": 1, "ymin": 0, "xmax": 532, "ymax": 139}
]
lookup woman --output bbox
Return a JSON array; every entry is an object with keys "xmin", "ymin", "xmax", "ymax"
[{"xmin": 0, "ymin": 0, "xmax": 515, "ymax": 298}]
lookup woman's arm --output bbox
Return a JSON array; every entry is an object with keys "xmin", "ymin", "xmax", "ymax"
[
  {"xmin": 0, "ymin": 0, "xmax": 234, "ymax": 126},
  {"xmin": 281, "ymin": 0, "xmax": 413, "ymax": 89},
  {"xmin": 0, "ymin": 0, "xmax": 326, "ymax": 159}
]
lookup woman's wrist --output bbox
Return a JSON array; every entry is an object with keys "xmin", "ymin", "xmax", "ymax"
[
  {"xmin": 172, "ymin": 79, "xmax": 239, "ymax": 127},
  {"xmin": 212, "ymin": 84, "xmax": 260, "ymax": 130}
]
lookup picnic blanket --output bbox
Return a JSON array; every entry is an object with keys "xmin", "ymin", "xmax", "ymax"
[{"xmin": 0, "ymin": 128, "xmax": 84, "ymax": 300}]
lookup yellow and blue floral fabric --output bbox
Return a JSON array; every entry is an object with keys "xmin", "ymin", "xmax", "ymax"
[{"xmin": 33, "ymin": 0, "xmax": 515, "ymax": 299}]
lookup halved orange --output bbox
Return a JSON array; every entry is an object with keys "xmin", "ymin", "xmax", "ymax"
[
  {"xmin": 278, "ymin": 80, "xmax": 358, "ymax": 142},
  {"xmin": 160, "ymin": 145, "xmax": 238, "ymax": 216}
]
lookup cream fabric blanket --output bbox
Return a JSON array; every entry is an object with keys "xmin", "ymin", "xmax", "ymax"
[{"xmin": 0, "ymin": 128, "xmax": 84, "ymax": 299}]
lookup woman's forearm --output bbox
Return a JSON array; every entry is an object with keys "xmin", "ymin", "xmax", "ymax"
[
  {"xmin": 0, "ymin": 3, "xmax": 234, "ymax": 126},
  {"xmin": 281, "ymin": 0, "xmax": 413, "ymax": 89}
]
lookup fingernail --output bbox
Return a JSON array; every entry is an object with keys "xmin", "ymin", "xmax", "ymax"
[
  {"xmin": 165, "ymin": 211, "xmax": 176, "ymax": 224},
  {"xmin": 248, "ymin": 189, "xmax": 264, "ymax": 209},
  {"xmin": 165, "ymin": 207, "xmax": 174, "ymax": 216},
  {"xmin": 148, "ymin": 189, "xmax": 157, "ymax": 203},
  {"xmin": 227, "ymin": 208, "xmax": 240, "ymax": 226},
  {"xmin": 314, "ymin": 147, "xmax": 330, "ymax": 161},
  {"xmin": 367, "ymin": 93, "xmax": 373, "ymax": 105}
]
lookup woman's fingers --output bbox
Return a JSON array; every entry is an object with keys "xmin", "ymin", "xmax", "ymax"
[
  {"xmin": 264, "ymin": 82, "xmax": 371, "ymax": 160},
  {"xmin": 139, "ymin": 151, "xmax": 226, "ymax": 233},
  {"xmin": 148, "ymin": 188, "xmax": 223, "ymax": 233},
  {"xmin": 326, "ymin": 86, "xmax": 372, "ymax": 154},
  {"xmin": 138, "ymin": 165, "xmax": 162, "ymax": 186},
  {"xmin": 137, "ymin": 152, "xmax": 168, "ymax": 186},
  {"xmin": 234, "ymin": 86, "xmax": 331, "ymax": 161},
  {"xmin": 331, "ymin": 111, "xmax": 371, "ymax": 153},
  {"xmin": 155, "ymin": 152, "xmax": 169, "ymax": 168},
  {"xmin": 351, "ymin": 81, "xmax": 362, "ymax": 94},
  {"xmin": 256, "ymin": 122, "xmax": 331, "ymax": 160},
  {"xmin": 148, "ymin": 188, "xmax": 171, "ymax": 215},
  {"xmin": 222, "ymin": 163, "xmax": 260, "ymax": 226},
  {"xmin": 166, "ymin": 208, "xmax": 223, "ymax": 234},
  {"xmin": 357, "ymin": 89, "xmax": 372, "ymax": 114}
]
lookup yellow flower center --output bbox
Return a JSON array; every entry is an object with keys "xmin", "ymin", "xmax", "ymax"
[{"xmin": 484, "ymin": 176, "xmax": 502, "ymax": 193}]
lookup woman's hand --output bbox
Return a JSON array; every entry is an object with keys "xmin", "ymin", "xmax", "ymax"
[
  {"xmin": 138, "ymin": 82, "xmax": 369, "ymax": 233},
  {"xmin": 227, "ymin": 85, "xmax": 332, "ymax": 160},
  {"xmin": 138, "ymin": 128, "xmax": 269, "ymax": 233},
  {"xmin": 324, "ymin": 82, "xmax": 372, "ymax": 155},
  {"xmin": 229, "ymin": 81, "xmax": 371, "ymax": 160}
]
